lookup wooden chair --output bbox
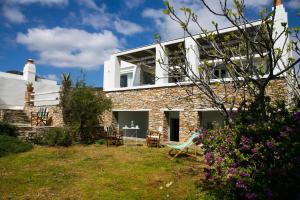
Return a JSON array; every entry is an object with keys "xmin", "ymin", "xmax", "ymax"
[
  {"xmin": 31, "ymin": 107, "xmax": 49, "ymax": 126},
  {"xmin": 105, "ymin": 125, "xmax": 123, "ymax": 147},
  {"xmin": 146, "ymin": 130, "xmax": 161, "ymax": 147},
  {"xmin": 37, "ymin": 107, "xmax": 49, "ymax": 126}
]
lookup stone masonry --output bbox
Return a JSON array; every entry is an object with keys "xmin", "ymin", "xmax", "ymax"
[
  {"xmin": 24, "ymin": 90, "xmax": 64, "ymax": 127},
  {"xmin": 104, "ymin": 79, "xmax": 288, "ymax": 142}
]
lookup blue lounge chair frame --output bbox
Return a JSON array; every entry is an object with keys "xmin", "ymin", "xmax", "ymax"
[{"xmin": 166, "ymin": 132, "xmax": 201, "ymax": 160}]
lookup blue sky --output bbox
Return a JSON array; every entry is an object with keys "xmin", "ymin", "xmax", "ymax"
[{"xmin": 0, "ymin": 0, "xmax": 299, "ymax": 87}]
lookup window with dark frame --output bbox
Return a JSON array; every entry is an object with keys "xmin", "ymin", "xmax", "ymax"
[{"xmin": 120, "ymin": 74, "xmax": 128, "ymax": 88}]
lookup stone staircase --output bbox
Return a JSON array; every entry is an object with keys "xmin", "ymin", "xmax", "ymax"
[
  {"xmin": 2, "ymin": 109, "xmax": 35, "ymax": 141},
  {"xmin": 3, "ymin": 110, "xmax": 31, "ymax": 124}
]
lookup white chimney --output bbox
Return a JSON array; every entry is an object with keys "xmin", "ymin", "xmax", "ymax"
[{"xmin": 23, "ymin": 59, "xmax": 36, "ymax": 82}]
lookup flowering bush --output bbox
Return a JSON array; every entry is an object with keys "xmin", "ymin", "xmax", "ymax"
[{"xmin": 202, "ymin": 100, "xmax": 300, "ymax": 199}]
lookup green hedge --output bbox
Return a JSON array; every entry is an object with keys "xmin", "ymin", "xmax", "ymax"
[
  {"xmin": 43, "ymin": 128, "xmax": 72, "ymax": 147},
  {"xmin": 0, "ymin": 135, "xmax": 33, "ymax": 157},
  {"xmin": 0, "ymin": 122, "xmax": 18, "ymax": 137}
]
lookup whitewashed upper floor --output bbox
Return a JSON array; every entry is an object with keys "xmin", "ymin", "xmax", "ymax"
[{"xmin": 103, "ymin": 3, "xmax": 291, "ymax": 92}]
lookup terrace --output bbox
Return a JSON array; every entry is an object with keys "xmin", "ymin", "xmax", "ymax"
[{"xmin": 103, "ymin": 20, "xmax": 269, "ymax": 92}]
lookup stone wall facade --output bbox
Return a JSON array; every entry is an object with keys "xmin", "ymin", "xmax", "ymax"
[
  {"xmin": 0, "ymin": 110, "xmax": 4, "ymax": 122},
  {"xmin": 23, "ymin": 90, "xmax": 64, "ymax": 127},
  {"xmin": 104, "ymin": 79, "xmax": 288, "ymax": 142},
  {"xmin": 24, "ymin": 105, "xmax": 64, "ymax": 127}
]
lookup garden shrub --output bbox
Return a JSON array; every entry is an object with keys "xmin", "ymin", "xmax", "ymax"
[
  {"xmin": 202, "ymin": 99, "xmax": 300, "ymax": 199},
  {"xmin": 0, "ymin": 135, "xmax": 33, "ymax": 157},
  {"xmin": 43, "ymin": 128, "xmax": 72, "ymax": 147},
  {"xmin": 30, "ymin": 134, "xmax": 45, "ymax": 145},
  {"xmin": 60, "ymin": 78, "xmax": 112, "ymax": 144},
  {"xmin": 0, "ymin": 122, "xmax": 18, "ymax": 137},
  {"xmin": 95, "ymin": 139, "xmax": 106, "ymax": 145}
]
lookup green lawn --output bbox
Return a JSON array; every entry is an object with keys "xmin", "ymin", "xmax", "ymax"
[{"xmin": 0, "ymin": 143, "xmax": 213, "ymax": 200}]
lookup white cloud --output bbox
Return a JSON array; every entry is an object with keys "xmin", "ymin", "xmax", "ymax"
[
  {"xmin": 81, "ymin": 11, "xmax": 111, "ymax": 29},
  {"xmin": 16, "ymin": 27, "xmax": 120, "ymax": 69},
  {"xmin": 76, "ymin": 0, "xmax": 102, "ymax": 11},
  {"xmin": 114, "ymin": 19, "xmax": 143, "ymax": 35},
  {"xmin": 143, "ymin": 0, "xmax": 230, "ymax": 40},
  {"xmin": 125, "ymin": 0, "xmax": 145, "ymax": 9},
  {"xmin": 80, "ymin": 8, "xmax": 143, "ymax": 36},
  {"xmin": 287, "ymin": 0, "xmax": 300, "ymax": 9},
  {"xmin": 2, "ymin": 6, "xmax": 27, "ymax": 24},
  {"xmin": 1, "ymin": 0, "xmax": 68, "ymax": 24},
  {"xmin": 9, "ymin": 0, "xmax": 68, "ymax": 6},
  {"xmin": 243, "ymin": 0, "xmax": 272, "ymax": 8},
  {"xmin": 142, "ymin": 0, "xmax": 273, "ymax": 40},
  {"xmin": 46, "ymin": 74, "xmax": 58, "ymax": 81}
]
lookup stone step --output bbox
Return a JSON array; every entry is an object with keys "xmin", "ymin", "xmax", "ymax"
[{"xmin": 2, "ymin": 109, "xmax": 31, "ymax": 124}]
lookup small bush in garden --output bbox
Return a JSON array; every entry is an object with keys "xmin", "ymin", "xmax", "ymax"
[
  {"xmin": 30, "ymin": 134, "xmax": 45, "ymax": 145},
  {"xmin": 0, "ymin": 122, "xmax": 18, "ymax": 137},
  {"xmin": 43, "ymin": 128, "xmax": 72, "ymax": 147},
  {"xmin": 60, "ymin": 77, "xmax": 112, "ymax": 144},
  {"xmin": 0, "ymin": 135, "xmax": 33, "ymax": 157},
  {"xmin": 95, "ymin": 139, "xmax": 106, "ymax": 145},
  {"xmin": 202, "ymin": 99, "xmax": 300, "ymax": 199}
]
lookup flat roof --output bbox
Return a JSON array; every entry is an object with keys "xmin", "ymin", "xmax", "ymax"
[{"xmin": 114, "ymin": 19, "xmax": 262, "ymax": 56}]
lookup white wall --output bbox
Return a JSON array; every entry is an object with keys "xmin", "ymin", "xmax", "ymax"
[
  {"xmin": 119, "ymin": 61, "xmax": 138, "ymax": 87},
  {"xmin": 33, "ymin": 79, "xmax": 60, "ymax": 106},
  {"xmin": 117, "ymin": 111, "xmax": 149, "ymax": 138},
  {"xmin": 0, "ymin": 74, "xmax": 26, "ymax": 109},
  {"xmin": 0, "ymin": 72, "xmax": 60, "ymax": 109},
  {"xmin": 273, "ymin": 4, "xmax": 289, "ymax": 74}
]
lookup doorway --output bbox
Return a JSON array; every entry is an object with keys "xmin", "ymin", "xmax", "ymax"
[
  {"xmin": 170, "ymin": 118, "xmax": 179, "ymax": 141},
  {"xmin": 165, "ymin": 111, "xmax": 180, "ymax": 142},
  {"xmin": 114, "ymin": 111, "xmax": 149, "ymax": 138}
]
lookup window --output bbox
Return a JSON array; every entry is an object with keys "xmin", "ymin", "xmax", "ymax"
[
  {"xmin": 120, "ymin": 73, "xmax": 133, "ymax": 88},
  {"xmin": 213, "ymin": 68, "xmax": 228, "ymax": 79},
  {"xmin": 142, "ymin": 70, "xmax": 155, "ymax": 85},
  {"xmin": 168, "ymin": 66, "xmax": 186, "ymax": 83},
  {"xmin": 120, "ymin": 74, "xmax": 128, "ymax": 87}
]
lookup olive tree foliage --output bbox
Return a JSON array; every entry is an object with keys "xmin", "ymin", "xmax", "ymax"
[
  {"xmin": 60, "ymin": 74, "xmax": 112, "ymax": 144},
  {"xmin": 156, "ymin": 0, "xmax": 300, "ymax": 125}
]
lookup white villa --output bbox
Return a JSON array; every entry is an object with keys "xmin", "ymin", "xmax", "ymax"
[
  {"xmin": 0, "ymin": 59, "xmax": 60, "ymax": 110},
  {"xmin": 102, "ymin": 1, "xmax": 293, "ymax": 142}
]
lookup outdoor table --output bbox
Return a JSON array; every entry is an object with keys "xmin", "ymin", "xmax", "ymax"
[{"xmin": 122, "ymin": 126, "xmax": 140, "ymax": 146}]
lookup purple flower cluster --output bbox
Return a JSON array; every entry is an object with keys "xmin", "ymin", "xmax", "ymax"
[
  {"xmin": 200, "ymin": 108, "xmax": 300, "ymax": 199},
  {"xmin": 245, "ymin": 192, "xmax": 257, "ymax": 200},
  {"xmin": 205, "ymin": 152, "xmax": 213, "ymax": 165},
  {"xmin": 216, "ymin": 155, "xmax": 223, "ymax": 164},
  {"xmin": 266, "ymin": 140, "xmax": 275, "ymax": 150},
  {"xmin": 251, "ymin": 148, "xmax": 257, "ymax": 154},
  {"xmin": 226, "ymin": 167, "xmax": 237, "ymax": 180},
  {"xmin": 236, "ymin": 179, "xmax": 247, "ymax": 189},
  {"xmin": 280, "ymin": 126, "xmax": 294, "ymax": 138},
  {"xmin": 240, "ymin": 172, "xmax": 250, "ymax": 177},
  {"xmin": 294, "ymin": 112, "xmax": 300, "ymax": 124},
  {"xmin": 204, "ymin": 168, "xmax": 212, "ymax": 180},
  {"xmin": 241, "ymin": 136, "xmax": 251, "ymax": 150}
]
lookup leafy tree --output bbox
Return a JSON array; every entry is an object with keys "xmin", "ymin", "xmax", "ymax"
[
  {"xmin": 157, "ymin": 0, "xmax": 300, "ymax": 125},
  {"xmin": 60, "ymin": 75, "xmax": 112, "ymax": 144}
]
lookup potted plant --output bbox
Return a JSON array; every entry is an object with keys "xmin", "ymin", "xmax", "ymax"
[{"xmin": 26, "ymin": 82, "xmax": 34, "ymax": 92}]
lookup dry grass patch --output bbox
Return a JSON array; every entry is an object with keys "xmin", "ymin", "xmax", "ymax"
[{"xmin": 0, "ymin": 143, "xmax": 214, "ymax": 200}]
